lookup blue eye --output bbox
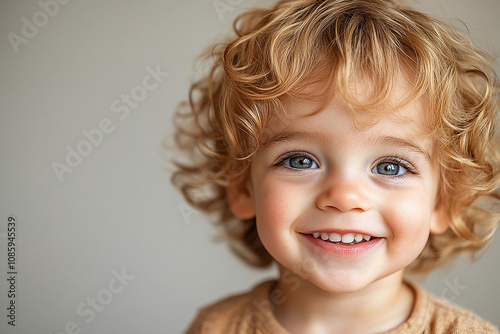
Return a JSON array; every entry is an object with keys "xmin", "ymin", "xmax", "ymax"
[
  {"xmin": 372, "ymin": 158, "xmax": 414, "ymax": 176},
  {"xmin": 281, "ymin": 155, "xmax": 319, "ymax": 169}
]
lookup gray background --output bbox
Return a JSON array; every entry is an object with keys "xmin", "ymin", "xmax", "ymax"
[{"xmin": 0, "ymin": 0, "xmax": 499, "ymax": 333}]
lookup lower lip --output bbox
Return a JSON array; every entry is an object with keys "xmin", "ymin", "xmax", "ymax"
[{"xmin": 301, "ymin": 234, "xmax": 383, "ymax": 256}]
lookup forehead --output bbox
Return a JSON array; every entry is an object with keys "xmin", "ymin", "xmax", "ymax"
[
  {"xmin": 275, "ymin": 76, "xmax": 431, "ymax": 135},
  {"xmin": 261, "ymin": 80, "xmax": 435, "ymax": 157}
]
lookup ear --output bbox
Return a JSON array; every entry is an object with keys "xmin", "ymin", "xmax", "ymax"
[
  {"xmin": 430, "ymin": 202, "xmax": 450, "ymax": 235},
  {"xmin": 226, "ymin": 176, "xmax": 256, "ymax": 220}
]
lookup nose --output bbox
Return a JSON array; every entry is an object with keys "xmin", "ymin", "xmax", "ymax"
[{"xmin": 315, "ymin": 172, "xmax": 372, "ymax": 213}]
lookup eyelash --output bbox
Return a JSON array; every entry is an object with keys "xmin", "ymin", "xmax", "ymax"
[
  {"xmin": 273, "ymin": 151, "xmax": 319, "ymax": 169},
  {"xmin": 373, "ymin": 156, "xmax": 418, "ymax": 178},
  {"xmin": 273, "ymin": 152, "xmax": 418, "ymax": 176}
]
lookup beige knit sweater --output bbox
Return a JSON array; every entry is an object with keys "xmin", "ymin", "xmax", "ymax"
[{"xmin": 185, "ymin": 280, "xmax": 498, "ymax": 333}]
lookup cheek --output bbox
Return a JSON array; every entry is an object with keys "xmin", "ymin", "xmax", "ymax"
[
  {"xmin": 255, "ymin": 176, "xmax": 307, "ymax": 220},
  {"xmin": 254, "ymin": 176, "xmax": 303, "ymax": 227},
  {"xmin": 384, "ymin": 193, "xmax": 433, "ymax": 254},
  {"xmin": 252, "ymin": 176, "xmax": 307, "ymax": 253}
]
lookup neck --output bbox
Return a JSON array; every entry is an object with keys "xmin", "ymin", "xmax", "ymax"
[{"xmin": 272, "ymin": 268, "xmax": 414, "ymax": 334}]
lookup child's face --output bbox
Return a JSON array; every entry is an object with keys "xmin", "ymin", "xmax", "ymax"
[{"xmin": 230, "ymin": 82, "xmax": 448, "ymax": 293}]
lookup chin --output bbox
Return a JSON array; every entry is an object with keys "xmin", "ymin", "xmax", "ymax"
[
  {"xmin": 301, "ymin": 270, "xmax": 374, "ymax": 294},
  {"xmin": 316, "ymin": 279, "xmax": 369, "ymax": 294}
]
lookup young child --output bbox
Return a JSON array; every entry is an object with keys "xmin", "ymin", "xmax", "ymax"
[{"xmin": 172, "ymin": 0, "xmax": 500, "ymax": 332}]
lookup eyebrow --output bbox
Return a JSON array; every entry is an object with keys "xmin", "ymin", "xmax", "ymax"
[
  {"xmin": 261, "ymin": 130, "xmax": 331, "ymax": 150},
  {"xmin": 260, "ymin": 130, "xmax": 432, "ymax": 161},
  {"xmin": 374, "ymin": 135, "xmax": 433, "ymax": 162}
]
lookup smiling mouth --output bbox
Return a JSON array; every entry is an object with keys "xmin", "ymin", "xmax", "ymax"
[{"xmin": 310, "ymin": 232, "xmax": 378, "ymax": 245}]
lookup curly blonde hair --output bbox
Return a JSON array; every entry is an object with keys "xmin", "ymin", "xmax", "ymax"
[{"xmin": 171, "ymin": 0, "xmax": 500, "ymax": 274}]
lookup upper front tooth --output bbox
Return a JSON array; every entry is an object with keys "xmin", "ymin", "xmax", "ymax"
[
  {"xmin": 342, "ymin": 233, "xmax": 355, "ymax": 243},
  {"xmin": 320, "ymin": 233, "xmax": 329, "ymax": 241},
  {"xmin": 329, "ymin": 233, "xmax": 341, "ymax": 242},
  {"xmin": 354, "ymin": 234, "xmax": 363, "ymax": 242}
]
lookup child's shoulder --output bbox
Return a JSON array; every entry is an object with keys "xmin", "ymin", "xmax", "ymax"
[
  {"xmin": 184, "ymin": 280, "xmax": 287, "ymax": 334},
  {"xmin": 392, "ymin": 281, "xmax": 499, "ymax": 333}
]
